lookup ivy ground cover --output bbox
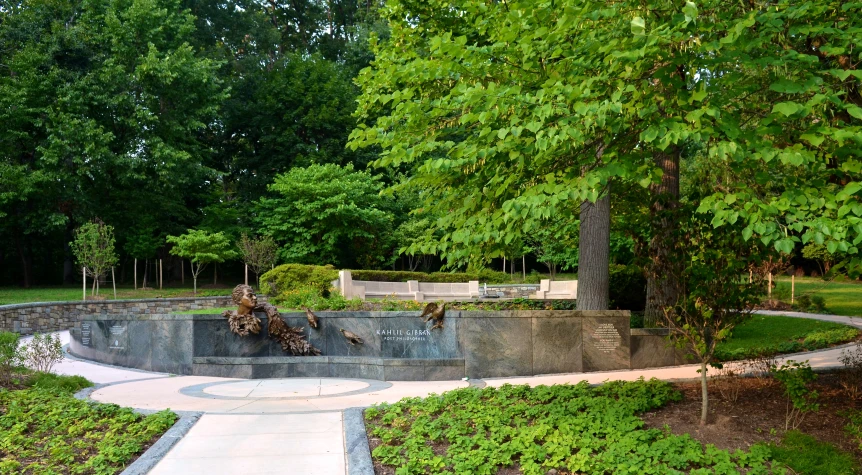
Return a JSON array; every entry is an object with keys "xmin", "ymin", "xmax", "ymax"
[
  {"xmin": 365, "ymin": 379, "xmax": 787, "ymax": 475},
  {"xmin": 0, "ymin": 386, "xmax": 177, "ymax": 474}
]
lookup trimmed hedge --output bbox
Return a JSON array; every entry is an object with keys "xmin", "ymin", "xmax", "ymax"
[
  {"xmin": 350, "ymin": 269, "xmax": 511, "ymax": 284},
  {"xmin": 260, "ymin": 264, "xmax": 339, "ymax": 297}
]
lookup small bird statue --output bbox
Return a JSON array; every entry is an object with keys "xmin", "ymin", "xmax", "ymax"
[
  {"xmin": 426, "ymin": 303, "xmax": 446, "ymax": 330},
  {"xmin": 340, "ymin": 328, "xmax": 363, "ymax": 345},
  {"xmin": 303, "ymin": 306, "xmax": 319, "ymax": 329},
  {"xmin": 419, "ymin": 302, "xmax": 438, "ymax": 321}
]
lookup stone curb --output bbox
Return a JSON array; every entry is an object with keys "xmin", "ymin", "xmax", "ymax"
[
  {"xmin": 71, "ymin": 383, "xmax": 202, "ymax": 474},
  {"xmin": 344, "ymin": 407, "xmax": 374, "ymax": 475},
  {"xmin": 120, "ymin": 412, "xmax": 202, "ymax": 475}
]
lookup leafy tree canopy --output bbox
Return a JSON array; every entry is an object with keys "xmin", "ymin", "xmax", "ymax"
[
  {"xmin": 256, "ymin": 163, "xmax": 397, "ymax": 268},
  {"xmin": 349, "ymin": 0, "xmax": 862, "ymax": 270}
]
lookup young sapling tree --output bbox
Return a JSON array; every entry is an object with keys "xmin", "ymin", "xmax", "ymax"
[{"xmin": 167, "ymin": 230, "xmax": 238, "ymax": 294}]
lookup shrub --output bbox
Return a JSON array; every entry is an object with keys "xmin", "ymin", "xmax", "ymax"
[
  {"xmin": 0, "ymin": 331, "xmax": 23, "ymax": 384},
  {"xmin": 772, "ymin": 360, "xmax": 819, "ymax": 430},
  {"xmin": 25, "ymin": 372, "xmax": 93, "ymax": 394},
  {"xmin": 843, "ymin": 409, "xmax": 862, "ymax": 451},
  {"xmin": 793, "ymin": 294, "xmax": 812, "ymax": 311},
  {"xmin": 839, "ymin": 342, "xmax": 862, "ymax": 400},
  {"xmin": 608, "ymin": 264, "xmax": 646, "ymax": 311},
  {"xmin": 260, "ymin": 264, "xmax": 339, "ymax": 297},
  {"xmin": 273, "ymin": 286, "xmax": 363, "ymax": 311},
  {"xmin": 24, "ymin": 333, "xmax": 63, "ymax": 373}
]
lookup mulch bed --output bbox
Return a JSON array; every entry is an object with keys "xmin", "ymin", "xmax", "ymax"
[
  {"xmin": 642, "ymin": 372, "xmax": 862, "ymax": 458},
  {"xmin": 367, "ymin": 371, "xmax": 862, "ymax": 475}
]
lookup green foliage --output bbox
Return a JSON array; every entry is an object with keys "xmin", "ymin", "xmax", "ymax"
[
  {"xmin": 772, "ymin": 360, "xmax": 819, "ymax": 430},
  {"xmin": 0, "ymin": 388, "xmax": 176, "ymax": 474},
  {"xmin": 22, "ymin": 333, "xmax": 63, "ymax": 373},
  {"xmin": 525, "ymin": 219, "xmax": 579, "ymax": 279},
  {"xmin": 260, "ymin": 264, "xmax": 339, "ymax": 298},
  {"xmin": 167, "ymin": 229, "xmax": 238, "ymax": 292},
  {"xmin": 351, "ymin": 0, "xmax": 862, "ymax": 272},
  {"xmin": 842, "ymin": 409, "xmax": 862, "ymax": 451},
  {"xmin": 256, "ymin": 164, "xmax": 397, "ymax": 268},
  {"xmin": 766, "ymin": 430, "xmax": 859, "ymax": 475},
  {"xmin": 608, "ymin": 265, "xmax": 646, "ymax": 311},
  {"xmin": 802, "ymin": 243, "xmax": 845, "ymax": 275},
  {"xmin": 237, "ymin": 234, "xmax": 279, "ymax": 284},
  {"xmin": 365, "ymin": 378, "xmax": 791, "ymax": 474},
  {"xmin": 71, "ymin": 221, "xmax": 119, "ymax": 295},
  {"xmin": 0, "ymin": 332, "xmax": 22, "ymax": 385},
  {"xmin": 25, "ymin": 372, "xmax": 93, "ymax": 394},
  {"xmin": 714, "ymin": 316, "xmax": 858, "ymax": 361},
  {"xmin": 349, "ymin": 269, "xmax": 510, "ymax": 284},
  {"xmin": 0, "ymin": 0, "xmax": 226, "ymax": 286},
  {"xmin": 273, "ymin": 286, "xmax": 363, "ymax": 311}
]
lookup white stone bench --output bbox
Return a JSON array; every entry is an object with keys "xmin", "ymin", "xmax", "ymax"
[
  {"xmin": 336, "ymin": 271, "xmax": 480, "ymax": 301},
  {"xmin": 533, "ymin": 279, "xmax": 578, "ymax": 299}
]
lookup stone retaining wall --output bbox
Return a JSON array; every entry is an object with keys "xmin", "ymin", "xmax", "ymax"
[{"xmin": 0, "ymin": 297, "xmax": 232, "ymax": 335}]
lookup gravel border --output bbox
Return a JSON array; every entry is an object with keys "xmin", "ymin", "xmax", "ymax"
[{"xmin": 344, "ymin": 407, "xmax": 374, "ymax": 475}]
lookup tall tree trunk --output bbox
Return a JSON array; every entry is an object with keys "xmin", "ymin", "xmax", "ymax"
[
  {"xmin": 577, "ymin": 189, "xmax": 611, "ymax": 311},
  {"xmin": 214, "ymin": 263, "xmax": 218, "ymax": 286},
  {"xmin": 700, "ymin": 362, "xmax": 709, "ymax": 425},
  {"xmin": 63, "ymin": 221, "xmax": 75, "ymax": 284},
  {"xmin": 15, "ymin": 236, "xmax": 32, "ymax": 288},
  {"xmin": 645, "ymin": 149, "xmax": 681, "ymax": 322}
]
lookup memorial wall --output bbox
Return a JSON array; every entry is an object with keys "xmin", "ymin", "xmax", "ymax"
[{"xmin": 69, "ymin": 310, "xmax": 682, "ymax": 381}]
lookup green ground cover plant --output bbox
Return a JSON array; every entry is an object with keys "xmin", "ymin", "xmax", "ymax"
[
  {"xmin": 0, "ymin": 286, "xmax": 230, "ymax": 305},
  {"xmin": 365, "ymin": 379, "xmax": 789, "ymax": 475},
  {"xmin": 714, "ymin": 315, "xmax": 859, "ymax": 361},
  {"xmin": 0, "ymin": 373, "xmax": 177, "ymax": 474},
  {"xmin": 766, "ymin": 430, "xmax": 859, "ymax": 475}
]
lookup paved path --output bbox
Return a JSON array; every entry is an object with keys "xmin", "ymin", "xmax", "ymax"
[{"xmin": 52, "ymin": 310, "xmax": 861, "ymax": 475}]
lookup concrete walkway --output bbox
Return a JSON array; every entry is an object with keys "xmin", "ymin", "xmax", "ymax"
[{"xmin": 51, "ymin": 311, "xmax": 861, "ymax": 475}]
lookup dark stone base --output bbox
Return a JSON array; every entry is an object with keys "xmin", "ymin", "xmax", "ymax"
[
  {"xmin": 69, "ymin": 310, "xmax": 684, "ymax": 381},
  {"xmin": 191, "ymin": 356, "xmax": 465, "ymax": 381}
]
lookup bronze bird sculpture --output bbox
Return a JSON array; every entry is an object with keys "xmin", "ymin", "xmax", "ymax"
[
  {"xmin": 425, "ymin": 303, "xmax": 446, "ymax": 330},
  {"xmin": 418, "ymin": 302, "xmax": 438, "ymax": 321},
  {"xmin": 267, "ymin": 311, "xmax": 321, "ymax": 356},
  {"xmin": 303, "ymin": 306, "xmax": 319, "ymax": 329},
  {"xmin": 340, "ymin": 328, "xmax": 363, "ymax": 345}
]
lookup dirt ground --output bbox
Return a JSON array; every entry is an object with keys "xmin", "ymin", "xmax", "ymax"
[
  {"xmin": 642, "ymin": 372, "xmax": 862, "ymax": 458},
  {"xmin": 368, "ymin": 372, "xmax": 862, "ymax": 474}
]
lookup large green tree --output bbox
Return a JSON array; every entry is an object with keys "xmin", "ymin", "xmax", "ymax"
[
  {"xmin": 349, "ymin": 0, "xmax": 862, "ymax": 299},
  {"xmin": 0, "ymin": 0, "xmax": 225, "ymax": 286},
  {"xmin": 256, "ymin": 163, "xmax": 398, "ymax": 268}
]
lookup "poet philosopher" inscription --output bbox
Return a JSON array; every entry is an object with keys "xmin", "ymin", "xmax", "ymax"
[{"xmin": 592, "ymin": 323, "xmax": 621, "ymax": 353}]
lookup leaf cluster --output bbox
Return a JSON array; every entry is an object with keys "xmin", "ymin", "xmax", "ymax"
[
  {"xmin": 0, "ymin": 388, "xmax": 177, "ymax": 474},
  {"xmin": 365, "ymin": 378, "xmax": 790, "ymax": 474}
]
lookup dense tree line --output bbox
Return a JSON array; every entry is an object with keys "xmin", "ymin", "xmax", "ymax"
[{"xmin": 0, "ymin": 0, "xmax": 388, "ymax": 286}]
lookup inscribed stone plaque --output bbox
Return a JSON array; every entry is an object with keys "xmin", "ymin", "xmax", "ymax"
[
  {"xmin": 81, "ymin": 322, "xmax": 92, "ymax": 347},
  {"xmin": 582, "ymin": 316, "xmax": 630, "ymax": 371},
  {"xmin": 108, "ymin": 323, "xmax": 128, "ymax": 350}
]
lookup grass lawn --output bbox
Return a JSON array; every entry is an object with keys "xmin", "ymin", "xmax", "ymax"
[
  {"xmin": 0, "ymin": 286, "xmax": 231, "ymax": 305},
  {"xmin": 715, "ymin": 314, "xmax": 859, "ymax": 360},
  {"xmin": 0, "ymin": 372, "xmax": 177, "ymax": 474},
  {"xmin": 365, "ymin": 378, "xmax": 857, "ymax": 475},
  {"xmin": 773, "ymin": 275, "xmax": 862, "ymax": 317}
]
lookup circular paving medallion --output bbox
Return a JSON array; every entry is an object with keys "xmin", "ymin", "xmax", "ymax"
[{"xmin": 201, "ymin": 378, "xmax": 370, "ymax": 399}]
